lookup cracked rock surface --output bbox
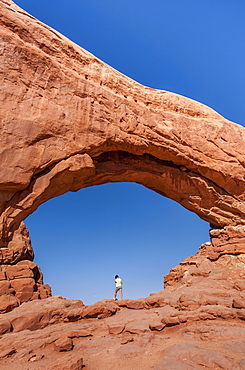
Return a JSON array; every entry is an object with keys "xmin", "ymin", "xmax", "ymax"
[{"xmin": 1, "ymin": 227, "xmax": 245, "ymax": 369}]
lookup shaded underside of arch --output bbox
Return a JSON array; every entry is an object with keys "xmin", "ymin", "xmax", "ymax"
[{"xmin": 1, "ymin": 0, "xmax": 245, "ymax": 245}]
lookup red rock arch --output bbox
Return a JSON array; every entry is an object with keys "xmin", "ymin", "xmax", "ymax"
[{"xmin": 1, "ymin": 0, "xmax": 245, "ymax": 249}]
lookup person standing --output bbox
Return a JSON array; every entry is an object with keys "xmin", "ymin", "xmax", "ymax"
[{"xmin": 114, "ymin": 274, "xmax": 123, "ymax": 300}]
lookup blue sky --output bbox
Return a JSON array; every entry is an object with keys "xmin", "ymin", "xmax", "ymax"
[{"xmin": 14, "ymin": 0, "xmax": 245, "ymax": 304}]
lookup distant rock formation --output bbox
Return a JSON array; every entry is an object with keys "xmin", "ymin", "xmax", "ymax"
[{"xmin": 1, "ymin": 1, "xmax": 245, "ymax": 368}]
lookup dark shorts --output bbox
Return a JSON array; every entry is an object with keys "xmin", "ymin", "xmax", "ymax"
[{"xmin": 115, "ymin": 286, "xmax": 122, "ymax": 293}]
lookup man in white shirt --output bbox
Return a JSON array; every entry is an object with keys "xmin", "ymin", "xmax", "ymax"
[{"xmin": 114, "ymin": 274, "xmax": 123, "ymax": 300}]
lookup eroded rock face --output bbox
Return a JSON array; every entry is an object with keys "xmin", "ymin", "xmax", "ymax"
[
  {"xmin": 0, "ymin": 222, "xmax": 51, "ymax": 313},
  {"xmin": 0, "ymin": 228, "xmax": 245, "ymax": 369},
  {"xmin": 1, "ymin": 2, "xmax": 245, "ymax": 367},
  {"xmin": 164, "ymin": 225, "xmax": 245, "ymax": 287},
  {"xmin": 1, "ymin": 0, "xmax": 245, "ymax": 250}
]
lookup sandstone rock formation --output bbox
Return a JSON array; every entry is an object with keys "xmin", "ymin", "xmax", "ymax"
[
  {"xmin": 0, "ymin": 221, "xmax": 51, "ymax": 313},
  {"xmin": 1, "ymin": 1, "xmax": 245, "ymax": 368},
  {"xmin": 1, "ymin": 227, "xmax": 245, "ymax": 369}
]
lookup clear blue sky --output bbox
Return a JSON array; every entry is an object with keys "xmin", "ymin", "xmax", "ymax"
[{"xmin": 14, "ymin": 0, "xmax": 245, "ymax": 304}]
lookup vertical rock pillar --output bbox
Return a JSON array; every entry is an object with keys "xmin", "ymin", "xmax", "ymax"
[{"xmin": 0, "ymin": 222, "xmax": 51, "ymax": 313}]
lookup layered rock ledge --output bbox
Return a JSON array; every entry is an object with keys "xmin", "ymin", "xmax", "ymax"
[
  {"xmin": 0, "ymin": 222, "xmax": 51, "ymax": 313},
  {"xmin": 0, "ymin": 226, "xmax": 245, "ymax": 369}
]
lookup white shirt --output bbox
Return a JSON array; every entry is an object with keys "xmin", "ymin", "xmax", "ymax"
[{"xmin": 115, "ymin": 277, "xmax": 122, "ymax": 287}]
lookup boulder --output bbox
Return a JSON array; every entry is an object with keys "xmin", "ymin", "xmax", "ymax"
[
  {"xmin": 54, "ymin": 337, "xmax": 73, "ymax": 352},
  {"xmin": 0, "ymin": 281, "xmax": 12, "ymax": 295},
  {"xmin": 10, "ymin": 277, "xmax": 35, "ymax": 302},
  {"xmin": 6, "ymin": 264, "xmax": 34, "ymax": 280},
  {"xmin": 0, "ymin": 319, "xmax": 12, "ymax": 335},
  {"xmin": 0, "ymin": 294, "xmax": 19, "ymax": 313},
  {"xmin": 82, "ymin": 301, "xmax": 118, "ymax": 319}
]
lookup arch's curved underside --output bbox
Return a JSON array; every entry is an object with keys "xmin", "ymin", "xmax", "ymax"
[{"xmin": 1, "ymin": 0, "xmax": 245, "ymax": 246}]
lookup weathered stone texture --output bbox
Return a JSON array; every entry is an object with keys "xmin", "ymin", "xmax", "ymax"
[
  {"xmin": 0, "ymin": 238, "xmax": 245, "ymax": 369},
  {"xmin": 0, "ymin": 2, "xmax": 245, "ymax": 368},
  {"xmin": 0, "ymin": 221, "xmax": 51, "ymax": 313},
  {"xmin": 164, "ymin": 225, "xmax": 245, "ymax": 287}
]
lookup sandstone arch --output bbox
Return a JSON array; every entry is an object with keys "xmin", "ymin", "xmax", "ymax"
[
  {"xmin": 2, "ymin": 2, "xmax": 245, "ymax": 366},
  {"xmin": 1, "ymin": 0, "xmax": 245, "ymax": 251}
]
